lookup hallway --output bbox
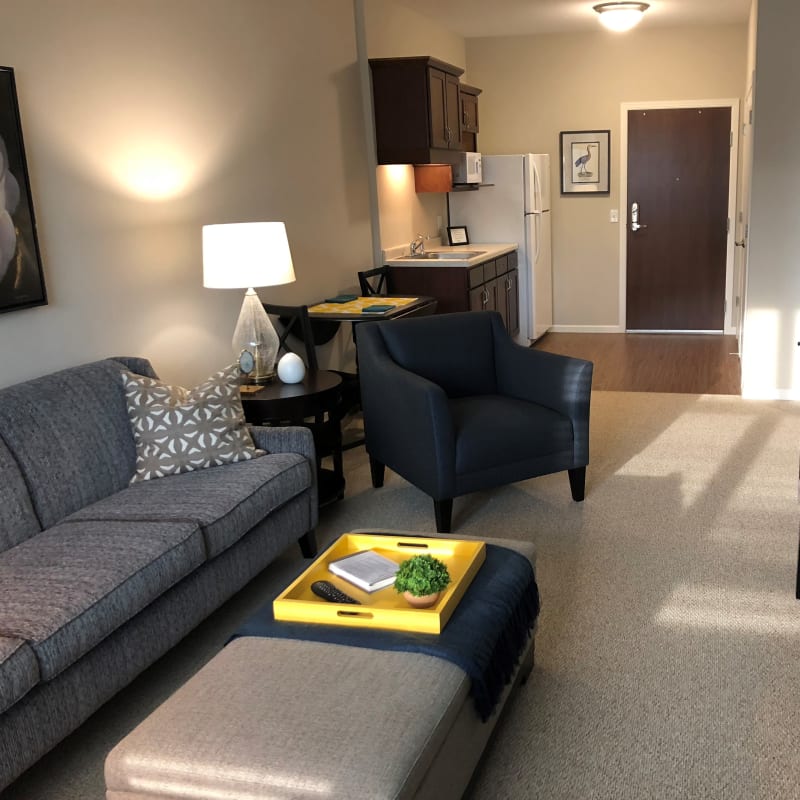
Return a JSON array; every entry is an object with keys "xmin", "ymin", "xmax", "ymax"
[{"xmin": 533, "ymin": 333, "xmax": 741, "ymax": 395}]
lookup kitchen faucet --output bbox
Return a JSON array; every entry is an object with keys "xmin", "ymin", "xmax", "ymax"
[{"xmin": 410, "ymin": 233, "xmax": 425, "ymax": 256}]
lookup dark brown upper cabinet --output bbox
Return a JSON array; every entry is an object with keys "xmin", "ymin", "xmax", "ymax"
[
  {"xmin": 369, "ymin": 56, "xmax": 479, "ymax": 166},
  {"xmin": 459, "ymin": 84, "xmax": 481, "ymax": 153}
]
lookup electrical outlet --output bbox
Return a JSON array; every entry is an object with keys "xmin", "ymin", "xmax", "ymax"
[
  {"xmin": 610, "ymin": 209, "xmax": 619, "ymax": 223},
  {"xmin": 436, "ymin": 215, "xmax": 443, "ymax": 233}
]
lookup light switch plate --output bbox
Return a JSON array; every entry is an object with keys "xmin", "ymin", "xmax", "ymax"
[{"xmin": 610, "ymin": 209, "xmax": 619, "ymax": 223}]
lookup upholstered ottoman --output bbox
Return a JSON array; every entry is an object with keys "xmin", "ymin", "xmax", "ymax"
[{"xmin": 104, "ymin": 535, "xmax": 536, "ymax": 800}]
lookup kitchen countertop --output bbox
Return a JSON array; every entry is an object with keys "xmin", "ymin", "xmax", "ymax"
[{"xmin": 383, "ymin": 241, "xmax": 517, "ymax": 268}]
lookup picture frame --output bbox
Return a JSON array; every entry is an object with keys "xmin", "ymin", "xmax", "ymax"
[
  {"xmin": 0, "ymin": 65, "xmax": 46, "ymax": 313},
  {"xmin": 559, "ymin": 130, "xmax": 610, "ymax": 195},
  {"xmin": 447, "ymin": 225, "xmax": 470, "ymax": 246}
]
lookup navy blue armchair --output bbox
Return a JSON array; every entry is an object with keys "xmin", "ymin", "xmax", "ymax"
[{"xmin": 357, "ymin": 311, "xmax": 593, "ymax": 532}]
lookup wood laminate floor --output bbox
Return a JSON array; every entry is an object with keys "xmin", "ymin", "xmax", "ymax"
[{"xmin": 533, "ymin": 333, "xmax": 741, "ymax": 395}]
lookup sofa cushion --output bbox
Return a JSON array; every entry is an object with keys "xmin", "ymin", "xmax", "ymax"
[
  {"xmin": 0, "ymin": 359, "xmax": 144, "ymax": 529},
  {"xmin": 121, "ymin": 365, "xmax": 264, "ymax": 483},
  {"xmin": 0, "ymin": 636, "xmax": 40, "ymax": 714},
  {"xmin": 450, "ymin": 395, "xmax": 573, "ymax": 474},
  {"xmin": 0, "ymin": 519, "xmax": 205, "ymax": 680},
  {"xmin": 0, "ymin": 436, "xmax": 41, "ymax": 552},
  {"xmin": 67, "ymin": 454, "xmax": 312, "ymax": 559}
]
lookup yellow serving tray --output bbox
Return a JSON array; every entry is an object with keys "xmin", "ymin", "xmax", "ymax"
[{"xmin": 273, "ymin": 532, "xmax": 486, "ymax": 634}]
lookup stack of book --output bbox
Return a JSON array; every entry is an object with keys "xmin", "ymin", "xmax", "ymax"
[{"xmin": 328, "ymin": 550, "xmax": 399, "ymax": 593}]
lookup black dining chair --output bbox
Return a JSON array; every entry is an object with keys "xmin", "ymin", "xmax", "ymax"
[
  {"xmin": 358, "ymin": 266, "xmax": 392, "ymax": 297},
  {"xmin": 263, "ymin": 302, "xmax": 361, "ymax": 423}
]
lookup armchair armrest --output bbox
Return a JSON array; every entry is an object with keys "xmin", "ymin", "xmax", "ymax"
[
  {"xmin": 359, "ymin": 338, "xmax": 456, "ymax": 497},
  {"xmin": 495, "ymin": 337, "xmax": 593, "ymax": 464}
]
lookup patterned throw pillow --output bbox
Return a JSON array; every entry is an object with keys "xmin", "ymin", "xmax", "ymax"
[{"xmin": 121, "ymin": 364, "xmax": 264, "ymax": 483}]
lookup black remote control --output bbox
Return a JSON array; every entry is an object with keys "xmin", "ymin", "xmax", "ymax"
[{"xmin": 311, "ymin": 580, "xmax": 361, "ymax": 605}]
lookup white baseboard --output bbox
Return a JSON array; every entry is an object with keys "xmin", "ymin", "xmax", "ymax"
[
  {"xmin": 547, "ymin": 325, "xmax": 625, "ymax": 334},
  {"xmin": 741, "ymin": 386, "xmax": 800, "ymax": 401}
]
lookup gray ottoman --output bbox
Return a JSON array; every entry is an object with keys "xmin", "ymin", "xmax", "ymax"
[{"xmin": 105, "ymin": 535, "xmax": 536, "ymax": 800}]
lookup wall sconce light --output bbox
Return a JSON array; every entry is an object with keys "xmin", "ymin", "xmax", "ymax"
[{"xmin": 593, "ymin": 2, "xmax": 649, "ymax": 32}]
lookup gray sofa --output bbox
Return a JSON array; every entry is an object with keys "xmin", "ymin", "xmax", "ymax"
[{"xmin": 0, "ymin": 357, "xmax": 318, "ymax": 791}]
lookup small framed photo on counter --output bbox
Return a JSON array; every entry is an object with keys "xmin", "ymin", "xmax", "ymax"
[{"xmin": 447, "ymin": 225, "xmax": 470, "ymax": 245}]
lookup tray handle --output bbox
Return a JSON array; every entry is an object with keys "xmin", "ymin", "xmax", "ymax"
[
  {"xmin": 337, "ymin": 610, "xmax": 374, "ymax": 619},
  {"xmin": 394, "ymin": 540, "xmax": 430, "ymax": 550}
]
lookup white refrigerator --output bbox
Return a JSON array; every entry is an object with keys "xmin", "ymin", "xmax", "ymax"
[{"xmin": 448, "ymin": 153, "xmax": 553, "ymax": 343}]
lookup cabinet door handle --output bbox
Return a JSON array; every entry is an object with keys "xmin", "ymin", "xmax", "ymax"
[
  {"xmin": 445, "ymin": 125, "xmax": 451, "ymax": 142},
  {"xmin": 506, "ymin": 277, "xmax": 512, "ymax": 291},
  {"xmin": 482, "ymin": 289, "xmax": 489, "ymax": 307}
]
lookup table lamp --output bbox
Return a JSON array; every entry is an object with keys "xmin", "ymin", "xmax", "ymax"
[{"xmin": 203, "ymin": 221, "xmax": 296, "ymax": 383}]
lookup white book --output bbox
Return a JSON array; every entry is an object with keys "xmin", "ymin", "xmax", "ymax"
[{"xmin": 328, "ymin": 550, "xmax": 399, "ymax": 593}]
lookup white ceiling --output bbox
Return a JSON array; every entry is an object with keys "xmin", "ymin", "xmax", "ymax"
[{"xmin": 392, "ymin": 0, "xmax": 751, "ymax": 38}]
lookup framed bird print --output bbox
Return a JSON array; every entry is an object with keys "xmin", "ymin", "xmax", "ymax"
[{"xmin": 560, "ymin": 130, "xmax": 610, "ymax": 194}]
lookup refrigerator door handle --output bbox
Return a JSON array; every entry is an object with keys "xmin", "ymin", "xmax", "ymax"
[{"xmin": 534, "ymin": 213, "xmax": 541, "ymax": 263}]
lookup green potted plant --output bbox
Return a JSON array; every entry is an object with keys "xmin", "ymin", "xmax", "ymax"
[{"xmin": 394, "ymin": 554, "xmax": 451, "ymax": 608}]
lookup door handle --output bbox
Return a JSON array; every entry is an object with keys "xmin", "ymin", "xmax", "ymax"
[{"xmin": 631, "ymin": 201, "xmax": 648, "ymax": 232}]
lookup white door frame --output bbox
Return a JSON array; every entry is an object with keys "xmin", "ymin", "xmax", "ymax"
[{"xmin": 618, "ymin": 98, "xmax": 741, "ymax": 334}]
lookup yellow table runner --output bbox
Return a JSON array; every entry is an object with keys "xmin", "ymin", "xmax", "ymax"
[{"xmin": 308, "ymin": 296, "xmax": 419, "ymax": 315}]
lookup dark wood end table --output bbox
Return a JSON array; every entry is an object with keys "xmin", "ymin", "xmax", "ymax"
[{"xmin": 240, "ymin": 370, "xmax": 345, "ymax": 507}]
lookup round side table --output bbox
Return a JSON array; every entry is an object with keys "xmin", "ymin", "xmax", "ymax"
[{"xmin": 240, "ymin": 370, "xmax": 344, "ymax": 507}]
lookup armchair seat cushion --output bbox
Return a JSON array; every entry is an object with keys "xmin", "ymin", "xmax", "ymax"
[
  {"xmin": 452, "ymin": 395, "xmax": 573, "ymax": 474},
  {"xmin": 0, "ymin": 637, "xmax": 40, "ymax": 714},
  {"xmin": 0, "ymin": 520, "xmax": 205, "ymax": 680},
  {"xmin": 67, "ymin": 455, "xmax": 312, "ymax": 559}
]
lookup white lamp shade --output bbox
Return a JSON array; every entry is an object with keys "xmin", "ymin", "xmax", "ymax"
[{"xmin": 202, "ymin": 221, "xmax": 296, "ymax": 289}]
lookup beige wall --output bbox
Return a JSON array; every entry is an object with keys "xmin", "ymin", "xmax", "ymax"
[
  {"xmin": 0, "ymin": 0, "xmax": 372, "ymax": 388},
  {"xmin": 741, "ymin": 0, "xmax": 800, "ymax": 398},
  {"xmin": 467, "ymin": 24, "xmax": 747, "ymax": 329},
  {"xmin": 363, "ymin": 0, "xmax": 466, "ymax": 253}
]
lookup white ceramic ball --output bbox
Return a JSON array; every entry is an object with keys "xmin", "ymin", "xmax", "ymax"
[{"xmin": 277, "ymin": 352, "xmax": 306, "ymax": 384}]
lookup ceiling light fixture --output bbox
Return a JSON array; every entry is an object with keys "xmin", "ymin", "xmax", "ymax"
[{"xmin": 593, "ymin": 2, "xmax": 649, "ymax": 32}]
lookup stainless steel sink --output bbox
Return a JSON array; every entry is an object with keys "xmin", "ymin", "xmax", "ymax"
[{"xmin": 401, "ymin": 250, "xmax": 487, "ymax": 260}]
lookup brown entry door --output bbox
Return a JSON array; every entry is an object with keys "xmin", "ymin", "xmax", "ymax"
[{"xmin": 626, "ymin": 107, "xmax": 730, "ymax": 331}]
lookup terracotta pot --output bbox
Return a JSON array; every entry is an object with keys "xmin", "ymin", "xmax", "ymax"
[{"xmin": 403, "ymin": 590, "xmax": 440, "ymax": 609}]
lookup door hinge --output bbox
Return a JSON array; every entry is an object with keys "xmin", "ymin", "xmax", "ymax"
[
  {"xmin": 729, "ymin": 130, "xmax": 733, "ymax": 147},
  {"xmin": 727, "ymin": 217, "xmax": 730, "ymax": 233}
]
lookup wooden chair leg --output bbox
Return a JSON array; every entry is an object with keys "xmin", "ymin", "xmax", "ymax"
[
  {"xmin": 434, "ymin": 498, "xmax": 453, "ymax": 533},
  {"xmin": 298, "ymin": 530, "xmax": 317, "ymax": 559},
  {"xmin": 568, "ymin": 467, "xmax": 586, "ymax": 502},
  {"xmin": 369, "ymin": 457, "xmax": 385, "ymax": 488}
]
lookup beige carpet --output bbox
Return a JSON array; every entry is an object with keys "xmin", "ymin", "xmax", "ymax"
[{"xmin": 5, "ymin": 391, "xmax": 800, "ymax": 799}]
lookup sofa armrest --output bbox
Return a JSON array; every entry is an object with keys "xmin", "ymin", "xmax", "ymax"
[
  {"xmin": 248, "ymin": 425, "xmax": 316, "ymax": 462},
  {"xmin": 248, "ymin": 425, "xmax": 318, "ymax": 517}
]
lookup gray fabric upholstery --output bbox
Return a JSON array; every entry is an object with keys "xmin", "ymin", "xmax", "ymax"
[
  {"xmin": 0, "ymin": 359, "xmax": 143, "ymax": 529},
  {"xmin": 105, "ymin": 638, "xmax": 469, "ymax": 800},
  {"xmin": 0, "ymin": 519, "xmax": 204, "ymax": 680},
  {"xmin": 0, "ymin": 498, "xmax": 314, "ymax": 791},
  {"xmin": 0, "ymin": 436, "xmax": 40, "ymax": 552},
  {"xmin": 0, "ymin": 637, "xmax": 39, "ymax": 715},
  {"xmin": 68, "ymin": 453, "xmax": 312, "ymax": 559},
  {"xmin": 0, "ymin": 358, "xmax": 317, "ymax": 791}
]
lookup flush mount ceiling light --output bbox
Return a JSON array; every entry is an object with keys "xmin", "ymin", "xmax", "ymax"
[{"xmin": 593, "ymin": 2, "xmax": 650, "ymax": 32}]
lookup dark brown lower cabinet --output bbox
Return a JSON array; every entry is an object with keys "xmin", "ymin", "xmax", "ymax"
[{"xmin": 389, "ymin": 250, "xmax": 519, "ymax": 337}]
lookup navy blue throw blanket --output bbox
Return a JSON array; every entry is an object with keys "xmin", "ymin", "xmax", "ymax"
[{"xmin": 230, "ymin": 543, "xmax": 540, "ymax": 721}]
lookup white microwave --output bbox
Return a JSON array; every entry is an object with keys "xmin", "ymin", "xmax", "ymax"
[{"xmin": 452, "ymin": 152, "xmax": 482, "ymax": 184}]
